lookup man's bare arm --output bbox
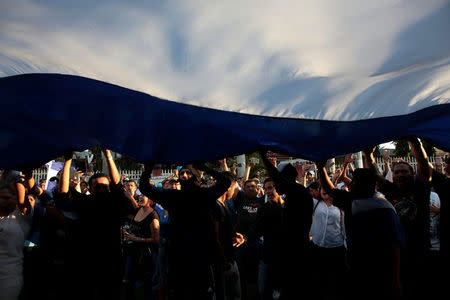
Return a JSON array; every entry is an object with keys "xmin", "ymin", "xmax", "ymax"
[{"xmin": 103, "ymin": 148, "xmax": 120, "ymax": 185}]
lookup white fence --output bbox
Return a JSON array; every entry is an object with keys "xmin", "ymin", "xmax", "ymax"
[
  {"xmin": 32, "ymin": 156, "xmax": 443, "ymax": 185},
  {"xmin": 32, "ymin": 168, "xmax": 175, "ymax": 185}
]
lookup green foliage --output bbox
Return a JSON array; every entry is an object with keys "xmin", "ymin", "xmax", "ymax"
[
  {"xmin": 114, "ymin": 155, "xmax": 141, "ymax": 170},
  {"xmin": 91, "ymin": 145, "xmax": 104, "ymax": 172},
  {"xmin": 374, "ymin": 146, "xmax": 382, "ymax": 157},
  {"xmin": 422, "ymin": 139, "xmax": 436, "ymax": 156},
  {"xmin": 393, "ymin": 140, "xmax": 410, "ymax": 157},
  {"xmin": 393, "ymin": 138, "xmax": 435, "ymax": 157}
]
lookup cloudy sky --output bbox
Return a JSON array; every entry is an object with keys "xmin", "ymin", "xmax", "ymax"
[{"xmin": 1, "ymin": 0, "xmax": 449, "ymax": 120}]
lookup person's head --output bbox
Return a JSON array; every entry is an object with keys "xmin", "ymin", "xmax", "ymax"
[
  {"xmin": 244, "ymin": 179, "xmax": 258, "ymax": 199},
  {"xmin": 124, "ymin": 180, "xmax": 138, "ymax": 195},
  {"xmin": 39, "ymin": 179, "xmax": 46, "ymax": 189},
  {"xmin": 306, "ymin": 170, "xmax": 315, "ymax": 182},
  {"xmin": 392, "ymin": 161, "xmax": 415, "ymax": 189},
  {"xmin": 138, "ymin": 194, "xmax": 155, "ymax": 208},
  {"xmin": 277, "ymin": 162, "xmax": 298, "ymax": 183},
  {"xmin": 320, "ymin": 186, "xmax": 333, "ymax": 202},
  {"xmin": 178, "ymin": 166, "xmax": 194, "ymax": 181},
  {"xmin": 308, "ymin": 181, "xmax": 321, "ymax": 200},
  {"xmin": 349, "ymin": 168, "xmax": 377, "ymax": 199},
  {"xmin": 0, "ymin": 182, "xmax": 17, "ymax": 213},
  {"xmin": 162, "ymin": 179, "xmax": 170, "ymax": 189},
  {"xmin": 237, "ymin": 177, "xmax": 244, "ymax": 188},
  {"xmin": 264, "ymin": 178, "xmax": 281, "ymax": 203},
  {"xmin": 169, "ymin": 179, "xmax": 180, "ymax": 190},
  {"xmin": 221, "ymin": 171, "xmax": 238, "ymax": 201},
  {"xmin": 80, "ymin": 181, "xmax": 89, "ymax": 193},
  {"xmin": 251, "ymin": 177, "xmax": 260, "ymax": 186},
  {"xmin": 88, "ymin": 173, "xmax": 110, "ymax": 195},
  {"xmin": 66, "ymin": 169, "xmax": 80, "ymax": 189}
]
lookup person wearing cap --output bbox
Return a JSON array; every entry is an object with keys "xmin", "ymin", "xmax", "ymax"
[{"xmin": 139, "ymin": 161, "xmax": 231, "ymax": 300}]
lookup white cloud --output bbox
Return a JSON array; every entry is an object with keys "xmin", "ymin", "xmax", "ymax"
[{"xmin": 1, "ymin": 0, "xmax": 449, "ymax": 120}]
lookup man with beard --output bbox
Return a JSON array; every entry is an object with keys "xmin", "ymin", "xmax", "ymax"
[
  {"xmin": 231, "ymin": 178, "xmax": 264, "ymax": 299},
  {"xmin": 363, "ymin": 137, "xmax": 431, "ymax": 300},
  {"xmin": 234, "ymin": 177, "xmax": 286, "ymax": 300},
  {"xmin": 55, "ymin": 148, "xmax": 126, "ymax": 300},
  {"xmin": 139, "ymin": 162, "xmax": 231, "ymax": 300}
]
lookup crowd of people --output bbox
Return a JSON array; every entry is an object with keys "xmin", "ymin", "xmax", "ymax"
[{"xmin": 0, "ymin": 137, "xmax": 449, "ymax": 300}]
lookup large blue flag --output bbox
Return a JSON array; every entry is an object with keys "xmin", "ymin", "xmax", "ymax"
[{"xmin": 1, "ymin": 0, "xmax": 449, "ymax": 169}]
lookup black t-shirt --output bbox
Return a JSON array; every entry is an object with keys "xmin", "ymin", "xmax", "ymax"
[
  {"xmin": 55, "ymin": 183, "xmax": 127, "ymax": 271},
  {"xmin": 139, "ymin": 170, "xmax": 231, "ymax": 268},
  {"xmin": 246, "ymin": 201, "xmax": 284, "ymax": 265},
  {"xmin": 234, "ymin": 191, "xmax": 264, "ymax": 234},
  {"xmin": 378, "ymin": 179, "xmax": 431, "ymax": 254},
  {"xmin": 212, "ymin": 200, "xmax": 235, "ymax": 262}
]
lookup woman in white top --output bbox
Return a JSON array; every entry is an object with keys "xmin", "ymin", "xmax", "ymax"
[
  {"xmin": 0, "ymin": 171, "xmax": 35, "ymax": 300},
  {"xmin": 308, "ymin": 185, "xmax": 348, "ymax": 300},
  {"xmin": 309, "ymin": 187, "xmax": 346, "ymax": 248}
]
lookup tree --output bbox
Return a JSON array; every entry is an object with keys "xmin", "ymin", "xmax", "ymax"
[
  {"xmin": 422, "ymin": 139, "xmax": 436, "ymax": 156},
  {"xmin": 393, "ymin": 140, "xmax": 410, "ymax": 157}
]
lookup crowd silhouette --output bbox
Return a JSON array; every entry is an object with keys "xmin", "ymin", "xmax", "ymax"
[{"xmin": 0, "ymin": 138, "xmax": 449, "ymax": 300}]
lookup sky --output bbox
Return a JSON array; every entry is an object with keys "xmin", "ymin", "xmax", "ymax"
[
  {"xmin": 1, "ymin": 0, "xmax": 449, "ymax": 121},
  {"xmin": 0, "ymin": 1, "xmax": 449, "ymax": 167}
]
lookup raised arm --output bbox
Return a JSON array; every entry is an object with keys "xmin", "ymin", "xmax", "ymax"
[
  {"xmin": 259, "ymin": 150, "xmax": 280, "ymax": 178},
  {"xmin": 244, "ymin": 163, "xmax": 251, "ymax": 181},
  {"xmin": 58, "ymin": 151, "xmax": 74, "ymax": 194},
  {"xmin": 139, "ymin": 162, "xmax": 178, "ymax": 209},
  {"xmin": 103, "ymin": 148, "xmax": 120, "ymax": 185},
  {"xmin": 336, "ymin": 154, "xmax": 356, "ymax": 186},
  {"xmin": 406, "ymin": 137, "xmax": 430, "ymax": 184},
  {"xmin": 192, "ymin": 162, "xmax": 231, "ymax": 198},
  {"xmin": 362, "ymin": 146, "xmax": 387, "ymax": 186},
  {"xmin": 219, "ymin": 158, "xmax": 230, "ymax": 172},
  {"xmin": 315, "ymin": 159, "xmax": 336, "ymax": 192},
  {"xmin": 124, "ymin": 185, "xmax": 139, "ymax": 209},
  {"xmin": 294, "ymin": 162, "xmax": 307, "ymax": 186},
  {"xmin": 15, "ymin": 176, "xmax": 27, "ymax": 213},
  {"xmin": 381, "ymin": 150, "xmax": 391, "ymax": 177}
]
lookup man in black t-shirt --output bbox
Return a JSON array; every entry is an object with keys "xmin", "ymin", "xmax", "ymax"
[
  {"xmin": 232, "ymin": 179, "xmax": 264, "ymax": 299},
  {"xmin": 56, "ymin": 148, "xmax": 126, "ymax": 300},
  {"xmin": 211, "ymin": 171, "xmax": 241, "ymax": 300},
  {"xmin": 258, "ymin": 150, "xmax": 313, "ymax": 300},
  {"xmin": 139, "ymin": 162, "xmax": 231, "ymax": 300},
  {"xmin": 236, "ymin": 177, "xmax": 286, "ymax": 300},
  {"xmin": 363, "ymin": 137, "xmax": 431, "ymax": 299}
]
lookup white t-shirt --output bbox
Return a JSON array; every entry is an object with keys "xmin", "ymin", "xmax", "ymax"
[
  {"xmin": 429, "ymin": 191, "xmax": 441, "ymax": 251},
  {"xmin": 0, "ymin": 207, "xmax": 34, "ymax": 282},
  {"xmin": 309, "ymin": 198, "xmax": 346, "ymax": 248}
]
